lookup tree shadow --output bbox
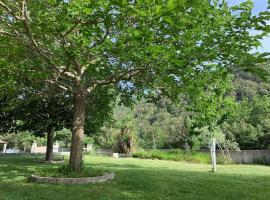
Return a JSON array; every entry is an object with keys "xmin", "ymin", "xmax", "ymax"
[{"xmin": 0, "ymin": 155, "xmax": 66, "ymax": 182}]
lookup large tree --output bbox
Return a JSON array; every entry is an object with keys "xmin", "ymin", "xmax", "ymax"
[
  {"xmin": 0, "ymin": 84, "xmax": 114, "ymax": 161},
  {"xmin": 0, "ymin": 0, "xmax": 269, "ymax": 171}
]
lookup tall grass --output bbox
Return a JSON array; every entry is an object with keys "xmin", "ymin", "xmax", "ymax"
[{"xmin": 132, "ymin": 149, "xmax": 229, "ymax": 164}]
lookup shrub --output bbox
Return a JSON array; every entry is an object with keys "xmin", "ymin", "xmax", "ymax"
[
  {"xmin": 1, "ymin": 131, "xmax": 46, "ymax": 151},
  {"xmin": 35, "ymin": 165, "xmax": 108, "ymax": 178},
  {"xmin": 54, "ymin": 128, "xmax": 72, "ymax": 148},
  {"xmin": 253, "ymin": 156, "xmax": 270, "ymax": 165},
  {"xmin": 132, "ymin": 149, "xmax": 228, "ymax": 164}
]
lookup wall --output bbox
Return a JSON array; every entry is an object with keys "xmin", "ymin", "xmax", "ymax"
[
  {"xmin": 217, "ymin": 150, "xmax": 270, "ymax": 164},
  {"xmin": 30, "ymin": 143, "xmax": 59, "ymax": 154}
]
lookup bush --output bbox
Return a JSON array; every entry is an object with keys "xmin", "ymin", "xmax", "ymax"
[
  {"xmin": 253, "ymin": 156, "xmax": 270, "ymax": 165},
  {"xmin": 54, "ymin": 128, "xmax": 72, "ymax": 148},
  {"xmin": 1, "ymin": 131, "xmax": 46, "ymax": 151},
  {"xmin": 132, "ymin": 149, "xmax": 228, "ymax": 164},
  {"xmin": 35, "ymin": 165, "xmax": 109, "ymax": 178}
]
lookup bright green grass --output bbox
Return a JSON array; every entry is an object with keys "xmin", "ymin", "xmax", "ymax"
[{"xmin": 0, "ymin": 155, "xmax": 270, "ymax": 200}]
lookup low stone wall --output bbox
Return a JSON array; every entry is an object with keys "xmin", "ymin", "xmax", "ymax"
[{"xmin": 30, "ymin": 172, "xmax": 115, "ymax": 185}]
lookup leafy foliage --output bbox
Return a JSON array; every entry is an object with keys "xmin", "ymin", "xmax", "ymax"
[
  {"xmin": 132, "ymin": 149, "xmax": 229, "ymax": 164},
  {"xmin": 54, "ymin": 128, "xmax": 72, "ymax": 148},
  {"xmin": 35, "ymin": 165, "xmax": 108, "ymax": 178},
  {"xmin": 0, "ymin": 131, "xmax": 46, "ymax": 151}
]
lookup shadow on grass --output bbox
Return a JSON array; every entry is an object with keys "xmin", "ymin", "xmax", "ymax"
[
  {"xmin": 0, "ymin": 156, "xmax": 66, "ymax": 182},
  {"xmin": 0, "ymin": 156, "xmax": 270, "ymax": 200}
]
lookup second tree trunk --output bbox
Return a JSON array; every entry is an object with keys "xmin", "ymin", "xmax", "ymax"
[{"xmin": 45, "ymin": 126, "xmax": 54, "ymax": 162}]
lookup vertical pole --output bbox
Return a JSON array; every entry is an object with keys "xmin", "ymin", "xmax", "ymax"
[
  {"xmin": 211, "ymin": 138, "xmax": 217, "ymax": 172},
  {"xmin": 3, "ymin": 143, "xmax": 7, "ymax": 154},
  {"xmin": 152, "ymin": 133, "xmax": 156, "ymax": 149},
  {"xmin": 152, "ymin": 126, "xmax": 156, "ymax": 149}
]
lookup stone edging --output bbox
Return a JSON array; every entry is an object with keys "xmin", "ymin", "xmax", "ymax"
[{"xmin": 30, "ymin": 172, "xmax": 115, "ymax": 185}]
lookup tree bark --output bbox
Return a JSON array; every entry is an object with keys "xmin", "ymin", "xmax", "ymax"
[
  {"xmin": 45, "ymin": 126, "xmax": 54, "ymax": 162},
  {"xmin": 69, "ymin": 91, "xmax": 86, "ymax": 172}
]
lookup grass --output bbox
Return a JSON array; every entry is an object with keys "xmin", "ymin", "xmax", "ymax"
[
  {"xmin": 0, "ymin": 155, "xmax": 270, "ymax": 200},
  {"xmin": 132, "ymin": 149, "xmax": 229, "ymax": 164}
]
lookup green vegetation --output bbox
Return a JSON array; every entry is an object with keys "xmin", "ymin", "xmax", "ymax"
[
  {"xmin": 0, "ymin": 131, "xmax": 46, "ymax": 151},
  {"xmin": 1, "ymin": 155, "xmax": 270, "ymax": 200},
  {"xmin": 35, "ymin": 165, "xmax": 108, "ymax": 178},
  {"xmin": 0, "ymin": 1, "xmax": 270, "ymax": 199},
  {"xmin": 1, "ymin": 0, "xmax": 269, "ymax": 171},
  {"xmin": 132, "ymin": 149, "xmax": 230, "ymax": 164},
  {"xmin": 97, "ymin": 63, "xmax": 270, "ymax": 152}
]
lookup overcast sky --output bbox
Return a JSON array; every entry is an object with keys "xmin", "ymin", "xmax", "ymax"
[{"xmin": 227, "ymin": 0, "xmax": 269, "ymax": 53}]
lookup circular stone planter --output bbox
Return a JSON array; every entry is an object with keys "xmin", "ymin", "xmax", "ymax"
[
  {"xmin": 34, "ymin": 160, "xmax": 65, "ymax": 164},
  {"xmin": 44, "ymin": 160, "xmax": 65, "ymax": 164},
  {"xmin": 30, "ymin": 172, "xmax": 115, "ymax": 185}
]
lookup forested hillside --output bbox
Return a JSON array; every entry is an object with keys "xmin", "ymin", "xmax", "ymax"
[{"xmin": 97, "ymin": 63, "xmax": 270, "ymax": 151}]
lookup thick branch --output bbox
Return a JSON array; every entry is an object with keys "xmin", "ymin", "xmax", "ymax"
[
  {"xmin": 86, "ymin": 67, "xmax": 147, "ymax": 93},
  {"xmin": 0, "ymin": 1, "xmax": 24, "ymax": 20},
  {"xmin": 46, "ymin": 79, "xmax": 72, "ymax": 92},
  {"xmin": 0, "ymin": 29, "xmax": 17, "ymax": 37},
  {"xmin": 58, "ymin": 65, "xmax": 77, "ymax": 80}
]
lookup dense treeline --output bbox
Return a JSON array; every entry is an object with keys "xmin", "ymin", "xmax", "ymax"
[{"xmin": 97, "ymin": 64, "xmax": 270, "ymax": 151}]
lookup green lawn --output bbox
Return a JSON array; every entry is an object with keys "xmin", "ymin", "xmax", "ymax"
[{"xmin": 0, "ymin": 155, "xmax": 270, "ymax": 200}]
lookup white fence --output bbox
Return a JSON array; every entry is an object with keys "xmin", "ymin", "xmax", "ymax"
[{"xmin": 5, "ymin": 149, "xmax": 20, "ymax": 154}]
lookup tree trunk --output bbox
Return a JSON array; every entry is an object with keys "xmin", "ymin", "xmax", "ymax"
[
  {"xmin": 69, "ymin": 91, "xmax": 86, "ymax": 172},
  {"xmin": 45, "ymin": 126, "xmax": 54, "ymax": 162}
]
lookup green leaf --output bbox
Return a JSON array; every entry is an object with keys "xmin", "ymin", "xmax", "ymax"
[
  {"xmin": 134, "ymin": 30, "xmax": 140, "ymax": 36},
  {"xmin": 156, "ymin": 5, "xmax": 162, "ymax": 15},
  {"xmin": 83, "ymin": 8, "xmax": 92, "ymax": 15},
  {"xmin": 167, "ymin": 0, "xmax": 176, "ymax": 10},
  {"xmin": 259, "ymin": 11, "xmax": 270, "ymax": 16},
  {"xmin": 139, "ymin": 10, "xmax": 147, "ymax": 17},
  {"xmin": 187, "ymin": 0, "xmax": 205, "ymax": 7},
  {"xmin": 258, "ymin": 52, "xmax": 270, "ymax": 58},
  {"xmin": 164, "ymin": 16, "xmax": 173, "ymax": 24}
]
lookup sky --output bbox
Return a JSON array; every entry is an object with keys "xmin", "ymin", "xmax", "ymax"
[{"xmin": 228, "ymin": 0, "xmax": 270, "ymax": 53}]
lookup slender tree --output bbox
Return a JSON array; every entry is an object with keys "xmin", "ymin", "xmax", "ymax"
[{"xmin": 0, "ymin": 87, "xmax": 73, "ymax": 161}]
